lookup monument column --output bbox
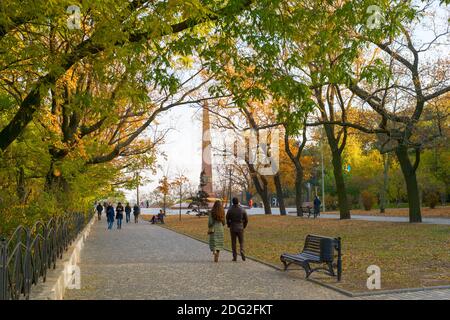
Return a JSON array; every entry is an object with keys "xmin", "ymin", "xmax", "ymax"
[{"xmin": 201, "ymin": 103, "xmax": 213, "ymax": 196}]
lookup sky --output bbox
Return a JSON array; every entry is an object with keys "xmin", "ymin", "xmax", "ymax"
[{"xmin": 124, "ymin": 104, "xmax": 204, "ymax": 202}]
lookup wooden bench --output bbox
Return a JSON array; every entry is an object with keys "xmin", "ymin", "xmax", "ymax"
[
  {"xmin": 298, "ymin": 202, "xmax": 319, "ymax": 218},
  {"xmin": 299, "ymin": 206, "xmax": 312, "ymax": 217},
  {"xmin": 280, "ymin": 234, "xmax": 342, "ymax": 281},
  {"xmin": 195, "ymin": 210, "xmax": 209, "ymax": 217}
]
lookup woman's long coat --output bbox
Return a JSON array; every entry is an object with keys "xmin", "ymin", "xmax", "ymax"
[{"xmin": 208, "ymin": 213, "xmax": 225, "ymax": 252}]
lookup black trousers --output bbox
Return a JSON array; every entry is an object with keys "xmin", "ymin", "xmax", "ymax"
[{"xmin": 230, "ymin": 230, "xmax": 245, "ymax": 258}]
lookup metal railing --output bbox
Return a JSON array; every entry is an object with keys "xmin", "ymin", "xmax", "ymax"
[{"xmin": 0, "ymin": 211, "xmax": 92, "ymax": 300}]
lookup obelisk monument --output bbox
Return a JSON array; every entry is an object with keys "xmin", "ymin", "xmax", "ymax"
[{"xmin": 200, "ymin": 103, "xmax": 213, "ymax": 196}]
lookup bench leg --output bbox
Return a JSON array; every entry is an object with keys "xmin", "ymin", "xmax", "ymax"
[
  {"xmin": 327, "ymin": 262, "xmax": 335, "ymax": 276},
  {"xmin": 304, "ymin": 263, "xmax": 312, "ymax": 278},
  {"xmin": 280, "ymin": 258, "xmax": 291, "ymax": 271}
]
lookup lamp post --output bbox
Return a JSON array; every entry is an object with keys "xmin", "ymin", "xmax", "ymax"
[
  {"xmin": 172, "ymin": 174, "xmax": 188, "ymax": 221},
  {"xmin": 179, "ymin": 182, "xmax": 182, "ymax": 221},
  {"xmin": 135, "ymin": 171, "xmax": 140, "ymax": 207},
  {"xmin": 228, "ymin": 166, "xmax": 232, "ymax": 208},
  {"xmin": 321, "ymin": 128, "xmax": 326, "ymax": 212}
]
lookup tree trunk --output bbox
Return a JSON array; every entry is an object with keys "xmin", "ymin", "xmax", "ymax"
[
  {"xmin": 395, "ymin": 145, "xmax": 422, "ymax": 223},
  {"xmin": 295, "ymin": 171, "xmax": 303, "ymax": 216},
  {"xmin": 250, "ymin": 174, "xmax": 272, "ymax": 214},
  {"xmin": 16, "ymin": 166, "xmax": 26, "ymax": 203},
  {"xmin": 163, "ymin": 194, "xmax": 167, "ymax": 214},
  {"xmin": 0, "ymin": 82, "xmax": 43, "ymax": 151},
  {"xmin": 44, "ymin": 164, "xmax": 69, "ymax": 195},
  {"xmin": 274, "ymin": 173, "xmax": 286, "ymax": 215},
  {"xmin": 247, "ymin": 161, "xmax": 272, "ymax": 214},
  {"xmin": 321, "ymin": 121, "xmax": 351, "ymax": 220},
  {"xmin": 324, "ymin": 132, "xmax": 350, "ymax": 219},
  {"xmin": 330, "ymin": 148, "xmax": 351, "ymax": 219},
  {"xmin": 379, "ymin": 153, "xmax": 390, "ymax": 213},
  {"xmin": 261, "ymin": 190, "xmax": 272, "ymax": 214}
]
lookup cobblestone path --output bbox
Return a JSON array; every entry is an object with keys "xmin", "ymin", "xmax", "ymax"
[
  {"xmin": 64, "ymin": 219, "xmax": 346, "ymax": 300},
  {"xmin": 64, "ymin": 219, "xmax": 449, "ymax": 300}
]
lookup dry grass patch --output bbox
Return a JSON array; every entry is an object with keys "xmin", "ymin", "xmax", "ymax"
[{"xmin": 161, "ymin": 215, "xmax": 450, "ymax": 293}]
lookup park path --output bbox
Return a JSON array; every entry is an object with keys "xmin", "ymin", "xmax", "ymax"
[
  {"xmin": 140, "ymin": 208, "xmax": 450, "ymax": 225},
  {"xmin": 317, "ymin": 214, "xmax": 450, "ymax": 225},
  {"xmin": 64, "ymin": 219, "xmax": 346, "ymax": 300},
  {"xmin": 64, "ymin": 218, "xmax": 449, "ymax": 300}
]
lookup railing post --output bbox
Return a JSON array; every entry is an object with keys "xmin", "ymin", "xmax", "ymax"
[
  {"xmin": 0, "ymin": 238, "xmax": 8, "ymax": 300},
  {"xmin": 23, "ymin": 231, "xmax": 32, "ymax": 299}
]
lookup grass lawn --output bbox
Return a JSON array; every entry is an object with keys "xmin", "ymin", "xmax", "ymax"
[
  {"xmin": 158, "ymin": 215, "xmax": 450, "ymax": 293},
  {"xmin": 321, "ymin": 206, "xmax": 450, "ymax": 218}
]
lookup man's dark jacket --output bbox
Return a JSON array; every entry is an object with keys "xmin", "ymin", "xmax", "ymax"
[{"xmin": 226, "ymin": 205, "xmax": 248, "ymax": 232}]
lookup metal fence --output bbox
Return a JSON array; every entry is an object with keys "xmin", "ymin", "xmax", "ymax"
[{"xmin": 0, "ymin": 212, "xmax": 92, "ymax": 300}]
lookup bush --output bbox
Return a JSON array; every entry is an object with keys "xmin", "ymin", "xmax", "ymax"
[
  {"xmin": 346, "ymin": 194, "xmax": 359, "ymax": 209},
  {"xmin": 325, "ymin": 195, "xmax": 338, "ymax": 211},
  {"xmin": 361, "ymin": 190, "xmax": 375, "ymax": 211},
  {"xmin": 424, "ymin": 191, "xmax": 440, "ymax": 209}
]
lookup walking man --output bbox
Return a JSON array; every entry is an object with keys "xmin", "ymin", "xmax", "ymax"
[
  {"xmin": 133, "ymin": 203, "xmax": 140, "ymax": 223},
  {"xmin": 226, "ymin": 197, "xmax": 248, "ymax": 261},
  {"xmin": 106, "ymin": 203, "xmax": 115, "ymax": 230},
  {"xmin": 125, "ymin": 203, "xmax": 132, "ymax": 223},
  {"xmin": 313, "ymin": 195, "xmax": 321, "ymax": 218},
  {"xmin": 96, "ymin": 203, "xmax": 103, "ymax": 221}
]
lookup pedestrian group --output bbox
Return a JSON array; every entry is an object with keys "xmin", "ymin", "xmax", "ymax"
[{"xmin": 95, "ymin": 202, "xmax": 141, "ymax": 230}]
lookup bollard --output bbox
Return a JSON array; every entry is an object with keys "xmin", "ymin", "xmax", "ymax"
[{"xmin": 336, "ymin": 237, "xmax": 342, "ymax": 282}]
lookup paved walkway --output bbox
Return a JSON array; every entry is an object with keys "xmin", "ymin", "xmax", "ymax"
[
  {"xmin": 64, "ymin": 219, "xmax": 346, "ymax": 300},
  {"xmin": 64, "ymin": 219, "xmax": 449, "ymax": 300}
]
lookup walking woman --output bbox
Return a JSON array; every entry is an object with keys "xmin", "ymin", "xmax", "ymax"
[
  {"xmin": 106, "ymin": 203, "xmax": 115, "ymax": 230},
  {"xmin": 208, "ymin": 200, "xmax": 225, "ymax": 262}
]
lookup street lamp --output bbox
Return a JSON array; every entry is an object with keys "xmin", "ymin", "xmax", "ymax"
[
  {"xmin": 228, "ymin": 166, "xmax": 232, "ymax": 208},
  {"xmin": 321, "ymin": 128, "xmax": 326, "ymax": 212},
  {"xmin": 172, "ymin": 174, "xmax": 188, "ymax": 221}
]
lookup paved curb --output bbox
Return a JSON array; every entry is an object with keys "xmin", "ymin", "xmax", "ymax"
[
  {"xmin": 340, "ymin": 284, "xmax": 450, "ymax": 298},
  {"xmin": 29, "ymin": 215, "xmax": 96, "ymax": 300},
  {"xmin": 160, "ymin": 224, "xmax": 450, "ymax": 299}
]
